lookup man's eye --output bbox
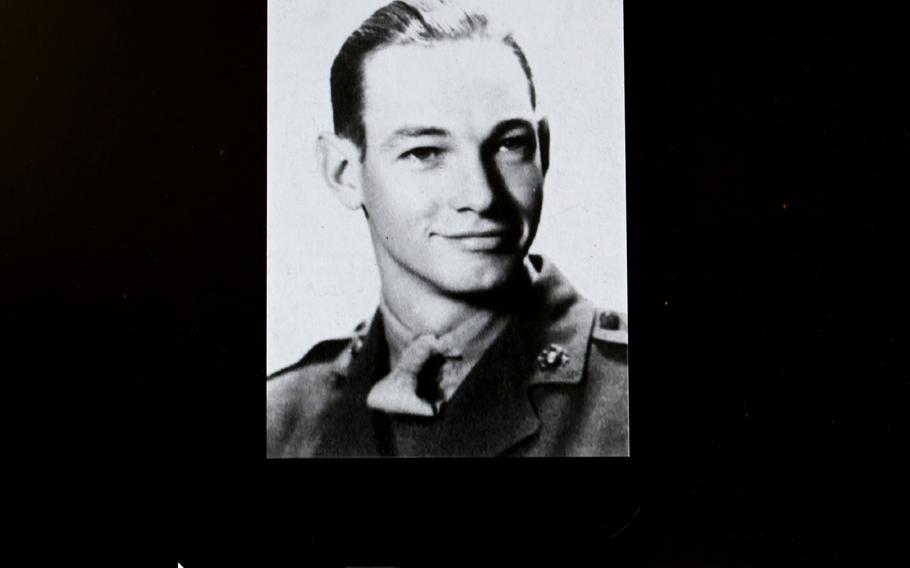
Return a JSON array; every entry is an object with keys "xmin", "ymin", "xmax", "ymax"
[
  {"xmin": 401, "ymin": 147, "xmax": 443, "ymax": 162},
  {"xmin": 497, "ymin": 136, "xmax": 532, "ymax": 154}
]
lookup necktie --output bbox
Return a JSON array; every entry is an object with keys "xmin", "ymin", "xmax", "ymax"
[
  {"xmin": 415, "ymin": 352, "xmax": 446, "ymax": 406},
  {"xmin": 366, "ymin": 335, "xmax": 453, "ymax": 416}
]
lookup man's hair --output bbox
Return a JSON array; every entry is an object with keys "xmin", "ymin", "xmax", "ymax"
[{"xmin": 330, "ymin": 0, "xmax": 537, "ymax": 154}]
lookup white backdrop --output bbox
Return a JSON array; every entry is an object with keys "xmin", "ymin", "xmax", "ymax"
[{"xmin": 267, "ymin": 0, "xmax": 627, "ymax": 374}]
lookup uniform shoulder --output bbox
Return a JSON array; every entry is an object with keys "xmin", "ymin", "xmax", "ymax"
[
  {"xmin": 591, "ymin": 308, "xmax": 628, "ymax": 345},
  {"xmin": 266, "ymin": 337, "xmax": 351, "ymax": 417},
  {"xmin": 267, "ymin": 321, "xmax": 369, "ymax": 393},
  {"xmin": 583, "ymin": 306, "xmax": 628, "ymax": 412},
  {"xmin": 266, "ymin": 324, "xmax": 370, "ymax": 456},
  {"xmin": 266, "ymin": 319, "xmax": 371, "ymax": 457},
  {"xmin": 268, "ymin": 337, "xmax": 351, "ymax": 381},
  {"xmin": 584, "ymin": 308, "xmax": 629, "ymax": 425}
]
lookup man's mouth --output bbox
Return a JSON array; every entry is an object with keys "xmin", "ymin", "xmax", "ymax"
[{"xmin": 434, "ymin": 227, "xmax": 516, "ymax": 252}]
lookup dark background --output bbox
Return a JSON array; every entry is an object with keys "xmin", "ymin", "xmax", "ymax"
[{"xmin": 5, "ymin": 1, "xmax": 906, "ymax": 566}]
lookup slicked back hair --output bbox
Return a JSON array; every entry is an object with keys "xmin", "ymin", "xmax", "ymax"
[{"xmin": 330, "ymin": 0, "xmax": 537, "ymax": 157}]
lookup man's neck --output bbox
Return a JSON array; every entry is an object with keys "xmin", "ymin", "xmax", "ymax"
[
  {"xmin": 378, "ymin": 261, "xmax": 533, "ymax": 338},
  {"xmin": 380, "ymin": 280, "xmax": 495, "ymax": 339}
]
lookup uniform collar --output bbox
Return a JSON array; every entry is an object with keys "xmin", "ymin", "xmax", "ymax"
[
  {"xmin": 378, "ymin": 295, "xmax": 510, "ymax": 371},
  {"xmin": 521, "ymin": 254, "xmax": 597, "ymax": 388}
]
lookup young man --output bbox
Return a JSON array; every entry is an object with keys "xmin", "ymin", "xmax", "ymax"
[{"xmin": 267, "ymin": 0, "xmax": 629, "ymax": 457}]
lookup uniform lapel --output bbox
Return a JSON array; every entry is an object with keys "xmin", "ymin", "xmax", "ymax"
[
  {"xmin": 314, "ymin": 313, "xmax": 388, "ymax": 457},
  {"xmin": 522, "ymin": 257, "xmax": 597, "ymax": 391},
  {"xmin": 431, "ymin": 319, "xmax": 542, "ymax": 457}
]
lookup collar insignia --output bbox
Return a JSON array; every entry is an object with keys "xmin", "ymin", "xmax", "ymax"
[{"xmin": 537, "ymin": 343, "xmax": 569, "ymax": 370}]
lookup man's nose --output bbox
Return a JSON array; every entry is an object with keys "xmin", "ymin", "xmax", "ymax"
[{"xmin": 450, "ymin": 152, "xmax": 497, "ymax": 212}]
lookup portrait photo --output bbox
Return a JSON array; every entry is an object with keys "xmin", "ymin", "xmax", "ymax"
[{"xmin": 266, "ymin": 0, "xmax": 628, "ymax": 457}]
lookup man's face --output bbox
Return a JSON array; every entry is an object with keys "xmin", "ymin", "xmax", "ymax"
[{"xmin": 357, "ymin": 39, "xmax": 544, "ymax": 297}]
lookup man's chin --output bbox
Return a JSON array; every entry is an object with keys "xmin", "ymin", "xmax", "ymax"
[{"xmin": 434, "ymin": 252, "xmax": 525, "ymax": 295}]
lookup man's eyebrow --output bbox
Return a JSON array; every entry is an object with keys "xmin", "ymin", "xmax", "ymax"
[{"xmin": 380, "ymin": 126, "xmax": 451, "ymax": 150}]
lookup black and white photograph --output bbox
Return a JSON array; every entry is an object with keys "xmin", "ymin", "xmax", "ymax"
[{"xmin": 266, "ymin": 0, "xmax": 629, "ymax": 457}]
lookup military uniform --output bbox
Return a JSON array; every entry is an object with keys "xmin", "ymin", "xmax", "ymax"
[{"xmin": 267, "ymin": 255, "xmax": 629, "ymax": 457}]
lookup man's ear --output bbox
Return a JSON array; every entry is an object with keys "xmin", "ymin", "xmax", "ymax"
[
  {"xmin": 316, "ymin": 132, "xmax": 364, "ymax": 210},
  {"xmin": 537, "ymin": 116, "xmax": 550, "ymax": 177}
]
